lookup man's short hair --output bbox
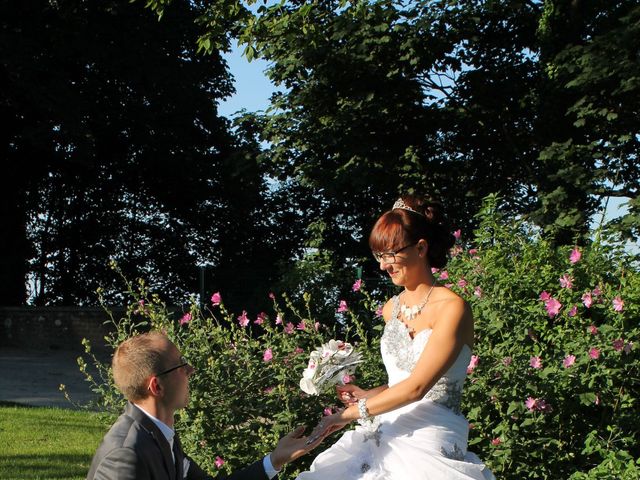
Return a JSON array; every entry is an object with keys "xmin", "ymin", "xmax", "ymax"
[{"xmin": 112, "ymin": 331, "xmax": 170, "ymax": 402}]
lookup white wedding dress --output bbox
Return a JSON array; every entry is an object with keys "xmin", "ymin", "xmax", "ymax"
[{"xmin": 297, "ymin": 295, "xmax": 495, "ymax": 479}]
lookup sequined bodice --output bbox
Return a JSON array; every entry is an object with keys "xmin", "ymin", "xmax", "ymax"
[{"xmin": 380, "ymin": 295, "xmax": 471, "ymax": 415}]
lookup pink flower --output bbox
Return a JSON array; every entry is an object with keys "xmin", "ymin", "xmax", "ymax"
[
  {"xmin": 468, "ymin": 248, "xmax": 478, "ymax": 256},
  {"xmin": 559, "ymin": 274, "xmax": 573, "ymax": 289},
  {"xmin": 612, "ymin": 296, "xmax": 624, "ymax": 312},
  {"xmin": 623, "ymin": 342, "xmax": 633, "ymax": 354},
  {"xmin": 254, "ymin": 312, "xmax": 267, "ymax": 325},
  {"xmin": 545, "ymin": 298, "xmax": 562, "ymax": 317},
  {"xmin": 315, "ymin": 321, "xmax": 320, "ymax": 331},
  {"xmin": 214, "ymin": 456, "xmax": 225, "ymax": 468},
  {"xmin": 337, "ymin": 300, "xmax": 348, "ymax": 313},
  {"xmin": 525, "ymin": 397, "xmax": 537, "ymax": 411},
  {"xmin": 491, "ymin": 437, "xmax": 502, "ymax": 446},
  {"xmin": 284, "ymin": 322, "xmax": 295, "ymax": 334},
  {"xmin": 138, "ymin": 299, "xmax": 145, "ymax": 307},
  {"xmin": 466, "ymin": 355, "xmax": 479, "ymax": 374},
  {"xmin": 594, "ymin": 394, "xmax": 600, "ymax": 406},
  {"xmin": 275, "ymin": 314, "xmax": 283, "ymax": 325},
  {"xmin": 529, "ymin": 356, "xmax": 542, "ymax": 369},
  {"xmin": 263, "ymin": 348, "xmax": 273, "ymax": 362},
  {"xmin": 439, "ymin": 270, "xmax": 449, "ymax": 280},
  {"xmin": 562, "ymin": 354, "xmax": 576, "ymax": 368},
  {"xmin": 502, "ymin": 356, "xmax": 512, "ymax": 367},
  {"xmin": 342, "ymin": 374, "xmax": 353, "ymax": 384},
  {"xmin": 453, "ymin": 229, "xmax": 462, "ymax": 240},
  {"xmin": 444, "ymin": 283, "xmax": 454, "ymax": 289},
  {"xmin": 323, "ymin": 407, "xmax": 333, "ymax": 416},
  {"xmin": 613, "ymin": 338, "xmax": 624, "ymax": 351},
  {"xmin": 457, "ymin": 278, "xmax": 468, "ymax": 288},
  {"xmin": 589, "ymin": 347, "xmax": 600, "ymax": 360},
  {"xmin": 375, "ymin": 305, "xmax": 383, "ymax": 317},
  {"xmin": 451, "ymin": 245, "xmax": 463, "ymax": 257},
  {"xmin": 588, "ymin": 325, "xmax": 598, "ymax": 335},
  {"xmin": 296, "ymin": 321, "xmax": 306, "ymax": 331},
  {"xmin": 568, "ymin": 305, "xmax": 578, "ymax": 317},
  {"xmin": 431, "ymin": 267, "xmax": 439, "ymax": 274},
  {"xmin": 474, "ymin": 286, "xmax": 483, "ymax": 298},
  {"xmin": 263, "ymin": 386, "xmax": 275, "ymax": 394},
  {"xmin": 180, "ymin": 313, "xmax": 192, "ymax": 325},
  {"xmin": 582, "ymin": 292, "xmax": 593, "ymax": 308},
  {"xmin": 211, "ymin": 292, "xmax": 222, "ymax": 306},
  {"xmin": 569, "ymin": 247, "xmax": 582, "ymax": 264},
  {"xmin": 294, "ymin": 347, "xmax": 304, "ymax": 354},
  {"xmin": 268, "ymin": 292, "xmax": 275, "ymax": 299},
  {"xmin": 539, "ymin": 291, "xmax": 551, "ymax": 301},
  {"xmin": 592, "ymin": 286, "xmax": 602, "ymax": 297},
  {"xmin": 237, "ymin": 311, "xmax": 250, "ymax": 327},
  {"xmin": 352, "ymin": 279, "xmax": 362, "ymax": 292}
]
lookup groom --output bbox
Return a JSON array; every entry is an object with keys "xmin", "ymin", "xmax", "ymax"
[{"xmin": 87, "ymin": 331, "xmax": 325, "ymax": 479}]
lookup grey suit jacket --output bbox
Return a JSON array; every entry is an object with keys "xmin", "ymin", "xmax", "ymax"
[{"xmin": 87, "ymin": 402, "xmax": 270, "ymax": 480}]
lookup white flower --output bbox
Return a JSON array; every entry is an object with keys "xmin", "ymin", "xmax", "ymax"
[
  {"xmin": 299, "ymin": 339, "xmax": 363, "ymax": 396},
  {"xmin": 300, "ymin": 377, "xmax": 319, "ymax": 395}
]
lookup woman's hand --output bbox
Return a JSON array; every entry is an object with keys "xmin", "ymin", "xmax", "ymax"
[
  {"xmin": 306, "ymin": 411, "xmax": 351, "ymax": 445},
  {"xmin": 336, "ymin": 384, "xmax": 369, "ymax": 406}
]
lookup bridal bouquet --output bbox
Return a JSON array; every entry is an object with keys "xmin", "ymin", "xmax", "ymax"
[{"xmin": 299, "ymin": 339, "xmax": 363, "ymax": 396}]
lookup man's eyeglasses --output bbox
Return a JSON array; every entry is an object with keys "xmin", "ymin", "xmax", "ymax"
[
  {"xmin": 156, "ymin": 356, "xmax": 190, "ymax": 376},
  {"xmin": 372, "ymin": 243, "xmax": 417, "ymax": 264}
]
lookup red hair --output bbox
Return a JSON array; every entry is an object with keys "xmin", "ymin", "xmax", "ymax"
[{"xmin": 369, "ymin": 195, "xmax": 455, "ymax": 269}]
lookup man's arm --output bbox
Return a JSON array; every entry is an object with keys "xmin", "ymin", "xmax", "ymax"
[
  {"xmin": 186, "ymin": 426, "xmax": 327, "ymax": 480},
  {"xmin": 91, "ymin": 447, "xmax": 149, "ymax": 480}
]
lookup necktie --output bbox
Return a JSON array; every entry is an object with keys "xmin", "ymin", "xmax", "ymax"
[{"xmin": 173, "ymin": 433, "xmax": 184, "ymax": 480}]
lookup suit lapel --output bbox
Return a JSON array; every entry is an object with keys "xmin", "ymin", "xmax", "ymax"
[{"xmin": 126, "ymin": 402, "xmax": 177, "ymax": 480}]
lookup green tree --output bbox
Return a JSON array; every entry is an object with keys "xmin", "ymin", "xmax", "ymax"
[
  {"xmin": 146, "ymin": 0, "xmax": 639, "ymax": 255},
  {"xmin": 0, "ymin": 0, "xmax": 292, "ymax": 307}
]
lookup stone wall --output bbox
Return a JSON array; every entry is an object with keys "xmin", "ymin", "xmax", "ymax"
[{"xmin": 0, "ymin": 307, "xmax": 123, "ymax": 353}]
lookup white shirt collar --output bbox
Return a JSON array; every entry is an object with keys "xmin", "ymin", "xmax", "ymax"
[{"xmin": 133, "ymin": 403, "xmax": 175, "ymax": 447}]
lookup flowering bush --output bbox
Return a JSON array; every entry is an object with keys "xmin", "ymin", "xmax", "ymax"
[
  {"xmin": 74, "ymin": 267, "xmax": 386, "ymax": 477},
  {"xmin": 446, "ymin": 196, "xmax": 639, "ymax": 479},
  {"xmin": 75, "ymin": 196, "xmax": 639, "ymax": 478}
]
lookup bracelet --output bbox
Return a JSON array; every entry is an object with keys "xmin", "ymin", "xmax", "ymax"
[{"xmin": 357, "ymin": 398, "xmax": 371, "ymax": 421}]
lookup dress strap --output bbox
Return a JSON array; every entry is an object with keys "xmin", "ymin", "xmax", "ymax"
[{"xmin": 391, "ymin": 295, "xmax": 401, "ymax": 321}]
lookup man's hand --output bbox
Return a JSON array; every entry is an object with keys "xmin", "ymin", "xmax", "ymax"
[{"xmin": 269, "ymin": 426, "xmax": 326, "ymax": 471}]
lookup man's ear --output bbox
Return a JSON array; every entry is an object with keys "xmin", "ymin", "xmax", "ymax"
[{"xmin": 147, "ymin": 376, "xmax": 162, "ymax": 396}]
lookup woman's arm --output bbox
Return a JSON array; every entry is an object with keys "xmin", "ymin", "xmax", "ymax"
[{"xmin": 319, "ymin": 297, "xmax": 472, "ymax": 432}]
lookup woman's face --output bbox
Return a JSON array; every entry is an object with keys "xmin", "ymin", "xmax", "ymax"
[{"xmin": 375, "ymin": 241, "xmax": 425, "ymax": 286}]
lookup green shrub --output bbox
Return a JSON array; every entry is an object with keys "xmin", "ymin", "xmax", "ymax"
[{"xmin": 74, "ymin": 196, "xmax": 639, "ymax": 479}]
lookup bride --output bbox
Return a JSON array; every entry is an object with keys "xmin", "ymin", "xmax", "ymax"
[{"xmin": 297, "ymin": 195, "xmax": 495, "ymax": 479}]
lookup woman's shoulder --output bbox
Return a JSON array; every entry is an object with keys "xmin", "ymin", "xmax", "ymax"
[
  {"xmin": 431, "ymin": 287, "xmax": 472, "ymax": 323},
  {"xmin": 381, "ymin": 296, "xmax": 399, "ymax": 323},
  {"xmin": 430, "ymin": 287, "xmax": 474, "ymax": 347}
]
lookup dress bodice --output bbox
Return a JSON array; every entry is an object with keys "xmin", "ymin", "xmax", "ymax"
[{"xmin": 380, "ymin": 295, "xmax": 471, "ymax": 415}]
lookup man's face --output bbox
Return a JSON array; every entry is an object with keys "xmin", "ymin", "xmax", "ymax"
[{"xmin": 156, "ymin": 339, "xmax": 194, "ymax": 410}]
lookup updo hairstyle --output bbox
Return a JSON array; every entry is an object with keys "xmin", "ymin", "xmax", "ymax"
[{"xmin": 369, "ymin": 194, "xmax": 455, "ymax": 269}]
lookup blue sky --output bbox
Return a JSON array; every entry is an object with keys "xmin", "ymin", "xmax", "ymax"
[{"xmin": 218, "ymin": 42, "xmax": 274, "ymax": 117}]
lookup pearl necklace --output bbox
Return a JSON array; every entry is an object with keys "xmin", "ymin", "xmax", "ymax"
[{"xmin": 400, "ymin": 284, "xmax": 436, "ymax": 322}]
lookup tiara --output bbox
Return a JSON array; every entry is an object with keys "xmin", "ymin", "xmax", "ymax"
[{"xmin": 392, "ymin": 198, "xmax": 425, "ymax": 217}]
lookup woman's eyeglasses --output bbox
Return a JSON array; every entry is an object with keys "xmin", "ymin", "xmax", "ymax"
[{"xmin": 372, "ymin": 243, "xmax": 417, "ymax": 264}]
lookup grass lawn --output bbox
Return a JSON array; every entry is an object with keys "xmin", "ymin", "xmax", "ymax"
[{"xmin": 0, "ymin": 403, "xmax": 109, "ymax": 480}]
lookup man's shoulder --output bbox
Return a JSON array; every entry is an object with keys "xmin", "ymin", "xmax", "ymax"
[
  {"xmin": 86, "ymin": 410, "xmax": 157, "ymax": 479},
  {"xmin": 103, "ymin": 409, "xmax": 154, "ymax": 449}
]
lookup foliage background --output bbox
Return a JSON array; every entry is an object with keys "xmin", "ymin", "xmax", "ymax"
[
  {"xmin": 3, "ymin": 0, "xmax": 639, "ymax": 309},
  {"xmin": 78, "ymin": 200, "xmax": 639, "ymax": 479}
]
